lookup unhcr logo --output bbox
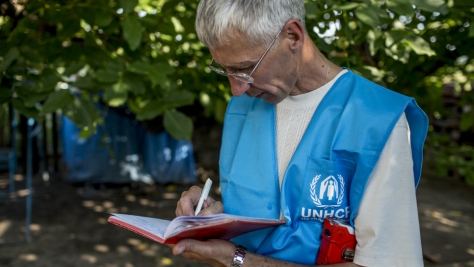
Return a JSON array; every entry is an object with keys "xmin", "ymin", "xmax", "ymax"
[
  {"xmin": 301, "ymin": 174, "xmax": 349, "ymax": 221},
  {"xmin": 310, "ymin": 174, "xmax": 345, "ymax": 208}
]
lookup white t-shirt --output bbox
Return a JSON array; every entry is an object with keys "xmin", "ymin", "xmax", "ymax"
[{"xmin": 276, "ymin": 70, "xmax": 424, "ymax": 266}]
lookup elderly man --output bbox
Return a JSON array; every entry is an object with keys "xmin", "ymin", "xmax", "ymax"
[{"xmin": 173, "ymin": 1, "xmax": 428, "ymax": 266}]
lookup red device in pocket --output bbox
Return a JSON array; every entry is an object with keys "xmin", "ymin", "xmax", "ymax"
[{"xmin": 316, "ymin": 217, "xmax": 356, "ymax": 265}]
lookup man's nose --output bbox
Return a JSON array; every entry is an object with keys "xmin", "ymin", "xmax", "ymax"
[{"xmin": 228, "ymin": 76, "xmax": 251, "ymax": 97}]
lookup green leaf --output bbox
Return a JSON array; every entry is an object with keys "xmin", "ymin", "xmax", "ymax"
[
  {"xmin": 40, "ymin": 69, "xmax": 62, "ymax": 92},
  {"xmin": 7, "ymin": 18, "xmax": 29, "ymax": 45},
  {"xmin": 123, "ymin": 73, "xmax": 146, "ymax": 94},
  {"xmin": 78, "ymin": 127, "xmax": 97, "ymax": 139},
  {"xmin": 104, "ymin": 82, "xmax": 129, "ymax": 107},
  {"xmin": 367, "ymin": 30, "xmax": 384, "ymax": 55},
  {"xmin": 470, "ymin": 24, "xmax": 474, "ymax": 38},
  {"xmin": 59, "ymin": 45, "xmax": 82, "ymax": 63},
  {"xmin": 63, "ymin": 61, "xmax": 87, "ymax": 76},
  {"xmin": 13, "ymin": 85, "xmax": 34, "ymax": 101},
  {"xmin": 103, "ymin": 60, "xmax": 125, "ymax": 72},
  {"xmin": 332, "ymin": 3, "xmax": 359, "ymax": 11},
  {"xmin": 147, "ymin": 69, "xmax": 166, "ymax": 86},
  {"xmin": 128, "ymin": 61, "xmax": 150, "ymax": 74},
  {"xmin": 355, "ymin": 4, "xmax": 381, "ymax": 28},
  {"xmin": 383, "ymin": 31, "xmax": 412, "ymax": 62},
  {"xmin": 147, "ymin": 63, "xmax": 174, "ymax": 86},
  {"xmin": 411, "ymin": 0, "xmax": 448, "ymax": 15},
  {"xmin": 120, "ymin": 0, "xmax": 138, "ymax": 14},
  {"xmin": 362, "ymin": 66, "xmax": 386, "ymax": 82},
  {"xmin": 136, "ymin": 100, "xmax": 166, "ymax": 120},
  {"xmin": 162, "ymin": 90, "xmax": 194, "ymax": 108},
  {"xmin": 0, "ymin": 47, "xmax": 20, "ymax": 73},
  {"xmin": 304, "ymin": 3, "xmax": 320, "ymax": 19},
  {"xmin": 405, "ymin": 36, "xmax": 436, "ymax": 56},
  {"xmin": 24, "ymin": 91, "xmax": 51, "ymax": 107},
  {"xmin": 64, "ymin": 96, "xmax": 99, "ymax": 129},
  {"xmin": 384, "ymin": 45, "xmax": 410, "ymax": 63},
  {"xmin": 156, "ymin": 23, "xmax": 177, "ymax": 36},
  {"xmin": 72, "ymin": 76, "xmax": 97, "ymax": 90},
  {"xmin": 62, "ymin": 103, "xmax": 79, "ymax": 126},
  {"xmin": 122, "ymin": 16, "xmax": 143, "ymax": 51},
  {"xmin": 150, "ymin": 62, "xmax": 174, "ymax": 74},
  {"xmin": 171, "ymin": 17, "xmax": 184, "ymax": 32},
  {"xmin": 384, "ymin": 31, "xmax": 406, "ymax": 48},
  {"xmin": 95, "ymin": 11, "xmax": 113, "ymax": 27},
  {"xmin": 163, "ymin": 109, "xmax": 193, "ymax": 140},
  {"xmin": 138, "ymin": 15, "xmax": 161, "ymax": 27},
  {"xmin": 40, "ymin": 89, "xmax": 74, "ymax": 115},
  {"xmin": 11, "ymin": 98, "xmax": 39, "ymax": 118},
  {"xmin": 82, "ymin": 46, "xmax": 113, "ymax": 66},
  {"xmin": 386, "ymin": 0, "xmax": 415, "ymax": 16},
  {"xmin": 95, "ymin": 69, "xmax": 120, "ymax": 83},
  {"xmin": 20, "ymin": 46, "xmax": 43, "ymax": 64}
]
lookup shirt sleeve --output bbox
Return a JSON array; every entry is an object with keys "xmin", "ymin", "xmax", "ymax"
[{"xmin": 353, "ymin": 113, "xmax": 424, "ymax": 267}]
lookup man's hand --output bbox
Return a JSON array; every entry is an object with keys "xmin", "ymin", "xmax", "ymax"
[
  {"xmin": 171, "ymin": 239, "xmax": 236, "ymax": 267},
  {"xmin": 175, "ymin": 185, "xmax": 224, "ymax": 216}
]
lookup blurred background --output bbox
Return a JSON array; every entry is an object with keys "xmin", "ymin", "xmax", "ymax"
[{"xmin": 0, "ymin": 0, "xmax": 473, "ymax": 266}]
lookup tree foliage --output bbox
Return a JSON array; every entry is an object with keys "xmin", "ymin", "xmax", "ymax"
[
  {"xmin": 304, "ymin": 0, "xmax": 474, "ymax": 184},
  {"xmin": 1, "ymin": 0, "xmax": 474, "ymax": 182},
  {"xmin": 0, "ymin": 0, "xmax": 230, "ymax": 140}
]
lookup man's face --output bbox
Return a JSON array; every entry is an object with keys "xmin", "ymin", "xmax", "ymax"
[{"xmin": 209, "ymin": 32, "xmax": 297, "ymax": 104}]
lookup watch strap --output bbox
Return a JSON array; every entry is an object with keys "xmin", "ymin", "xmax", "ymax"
[{"xmin": 230, "ymin": 245, "xmax": 247, "ymax": 267}]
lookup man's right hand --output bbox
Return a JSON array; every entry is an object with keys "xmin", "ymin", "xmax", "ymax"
[{"xmin": 175, "ymin": 185, "xmax": 224, "ymax": 216}]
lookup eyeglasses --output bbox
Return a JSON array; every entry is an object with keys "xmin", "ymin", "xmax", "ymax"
[{"xmin": 208, "ymin": 28, "xmax": 283, "ymax": 84}]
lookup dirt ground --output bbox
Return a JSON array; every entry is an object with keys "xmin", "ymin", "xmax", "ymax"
[
  {"xmin": 0, "ymin": 171, "xmax": 214, "ymax": 267},
  {"xmin": 0, "ymin": 169, "xmax": 473, "ymax": 267}
]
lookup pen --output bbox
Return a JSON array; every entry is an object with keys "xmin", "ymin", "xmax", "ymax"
[{"xmin": 195, "ymin": 178, "xmax": 212, "ymax": 216}]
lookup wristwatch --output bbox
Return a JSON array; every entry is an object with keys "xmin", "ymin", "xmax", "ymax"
[{"xmin": 230, "ymin": 245, "xmax": 247, "ymax": 267}]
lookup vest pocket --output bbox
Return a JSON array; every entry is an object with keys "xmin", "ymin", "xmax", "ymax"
[{"xmin": 296, "ymin": 157, "xmax": 356, "ymax": 223}]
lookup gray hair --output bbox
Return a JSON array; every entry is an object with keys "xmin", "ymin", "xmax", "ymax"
[{"xmin": 195, "ymin": 0, "xmax": 306, "ymax": 49}]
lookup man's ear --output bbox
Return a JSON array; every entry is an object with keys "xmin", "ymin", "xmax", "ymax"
[{"xmin": 284, "ymin": 19, "xmax": 305, "ymax": 52}]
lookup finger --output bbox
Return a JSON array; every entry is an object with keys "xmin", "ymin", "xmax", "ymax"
[
  {"xmin": 175, "ymin": 186, "xmax": 203, "ymax": 216},
  {"xmin": 197, "ymin": 200, "xmax": 224, "ymax": 216},
  {"xmin": 200, "ymin": 196, "xmax": 215, "ymax": 209}
]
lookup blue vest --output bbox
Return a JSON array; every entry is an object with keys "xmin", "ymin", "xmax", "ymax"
[{"xmin": 219, "ymin": 71, "xmax": 428, "ymax": 265}]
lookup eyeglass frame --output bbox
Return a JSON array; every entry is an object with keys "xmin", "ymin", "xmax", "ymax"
[{"xmin": 208, "ymin": 27, "xmax": 284, "ymax": 84}]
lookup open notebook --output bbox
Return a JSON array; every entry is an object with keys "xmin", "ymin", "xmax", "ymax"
[{"xmin": 108, "ymin": 213, "xmax": 285, "ymax": 244}]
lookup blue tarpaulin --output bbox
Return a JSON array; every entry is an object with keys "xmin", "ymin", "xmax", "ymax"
[{"xmin": 61, "ymin": 107, "xmax": 197, "ymax": 184}]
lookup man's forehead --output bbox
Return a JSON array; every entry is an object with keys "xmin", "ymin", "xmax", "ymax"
[
  {"xmin": 210, "ymin": 55, "xmax": 257, "ymax": 69},
  {"xmin": 209, "ymin": 45, "xmax": 263, "ymax": 68}
]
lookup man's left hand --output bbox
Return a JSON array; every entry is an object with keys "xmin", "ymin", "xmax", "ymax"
[{"xmin": 170, "ymin": 239, "xmax": 236, "ymax": 267}]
